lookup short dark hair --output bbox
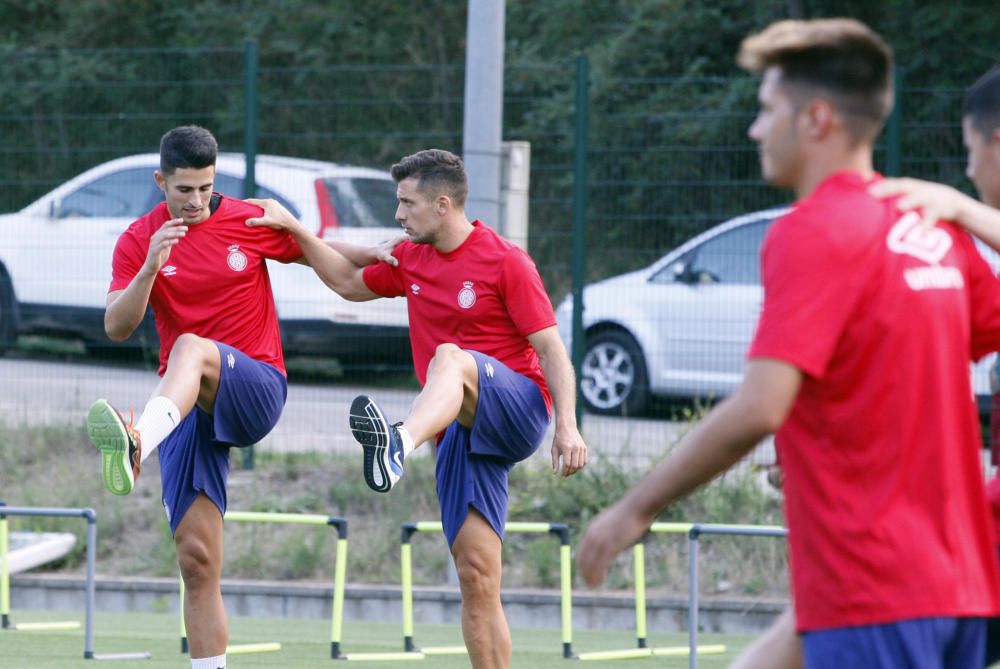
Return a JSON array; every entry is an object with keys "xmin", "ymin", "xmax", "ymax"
[
  {"xmin": 738, "ymin": 18, "xmax": 894, "ymax": 144},
  {"xmin": 159, "ymin": 125, "xmax": 218, "ymax": 175},
  {"xmin": 964, "ymin": 67, "xmax": 1000, "ymax": 139},
  {"xmin": 390, "ymin": 149, "xmax": 468, "ymax": 206}
]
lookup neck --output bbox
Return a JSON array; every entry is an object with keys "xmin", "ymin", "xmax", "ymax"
[
  {"xmin": 793, "ymin": 141, "xmax": 874, "ymax": 199},
  {"xmin": 432, "ymin": 215, "xmax": 475, "ymax": 253}
]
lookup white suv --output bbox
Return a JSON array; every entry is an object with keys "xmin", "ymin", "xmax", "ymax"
[{"xmin": 0, "ymin": 153, "xmax": 411, "ymax": 369}]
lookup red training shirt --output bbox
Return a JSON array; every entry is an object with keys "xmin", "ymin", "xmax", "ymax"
[
  {"xmin": 749, "ymin": 171, "xmax": 1000, "ymax": 631},
  {"xmin": 110, "ymin": 196, "xmax": 302, "ymax": 376},
  {"xmin": 363, "ymin": 221, "xmax": 555, "ymax": 411}
]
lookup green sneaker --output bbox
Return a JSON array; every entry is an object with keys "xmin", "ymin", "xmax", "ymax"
[{"xmin": 87, "ymin": 399, "xmax": 142, "ymax": 496}]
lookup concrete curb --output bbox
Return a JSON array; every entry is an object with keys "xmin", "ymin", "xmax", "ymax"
[{"xmin": 10, "ymin": 573, "xmax": 786, "ymax": 634}]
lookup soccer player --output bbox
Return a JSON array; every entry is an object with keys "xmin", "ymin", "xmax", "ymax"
[
  {"xmin": 246, "ymin": 148, "xmax": 588, "ymax": 669},
  {"xmin": 577, "ymin": 18, "xmax": 1000, "ymax": 669},
  {"xmin": 86, "ymin": 125, "xmax": 393, "ymax": 669},
  {"xmin": 732, "ymin": 63, "xmax": 1000, "ymax": 669}
]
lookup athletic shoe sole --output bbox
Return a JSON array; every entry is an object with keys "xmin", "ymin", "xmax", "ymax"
[
  {"xmin": 348, "ymin": 395, "xmax": 396, "ymax": 493},
  {"xmin": 87, "ymin": 399, "xmax": 134, "ymax": 496}
]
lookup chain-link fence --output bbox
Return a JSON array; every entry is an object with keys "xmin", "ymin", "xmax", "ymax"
[{"xmin": 0, "ymin": 46, "xmax": 970, "ymax": 470}]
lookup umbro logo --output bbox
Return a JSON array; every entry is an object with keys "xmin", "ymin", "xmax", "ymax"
[
  {"xmin": 161, "ymin": 265, "xmax": 177, "ymax": 276},
  {"xmin": 484, "ymin": 362, "xmax": 495, "ymax": 379},
  {"xmin": 410, "ymin": 283, "xmax": 421, "ymax": 295},
  {"xmin": 227, "ymin": 353, "xmax": 236, "ymax": 369}
]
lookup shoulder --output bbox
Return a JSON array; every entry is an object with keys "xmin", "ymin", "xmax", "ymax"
[
  {"xmin": 120, "ymin": 203, "xmax": 168, "ymax": 241},
  {"xmin": 217, "ymin": 195, "xmax": 265, "ymax": 221}
]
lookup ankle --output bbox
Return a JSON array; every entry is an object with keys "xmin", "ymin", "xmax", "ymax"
[{"xmin": 397, "ymin": 425, "xmax": 416, "ymax": 459}]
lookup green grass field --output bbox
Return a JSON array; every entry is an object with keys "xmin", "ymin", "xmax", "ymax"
[{"xmin": 0, "ymin": 609, "xmax": 749, "ymax": 668}]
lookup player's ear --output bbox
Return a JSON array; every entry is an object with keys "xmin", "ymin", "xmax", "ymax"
[
  {"xmin": 154, "ymin": 171, "xmax": 166, "ymax": 193},
  {"xmin": 802, "ymin": 98, "xmax": 835, "ymax": 140}
]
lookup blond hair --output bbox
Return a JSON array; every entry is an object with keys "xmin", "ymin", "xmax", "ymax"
[{"xmin": 739, "ymin": 18, "xmax": 894, "ymax": 143}]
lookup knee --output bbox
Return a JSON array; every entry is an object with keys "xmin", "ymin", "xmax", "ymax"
[
  {"xmin": 454, "ymin": 551, "xmax": 500, "ymax": 601},
  {"xmin": 176, "ymin": 536, "xmax": 219, "ymax": 590},
  {"xmin": 427, "ymin": 344, "xmax": 474, "ymax": 378},
  {"xmin": 168, "ymin": 333, "xmax": 210, "ymax": 365}
]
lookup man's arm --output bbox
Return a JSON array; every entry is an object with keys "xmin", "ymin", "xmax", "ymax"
[
  {"xmin": 105, "ymin": 217, "xmax": 187, "ymax": 341},
  {"xmin": 870, "ymin": 177, "xmax": 1000, "ymax": 251},
  {"xmin": 527, "ymin": 326, "xmax": 588, "ymax": 477},
  {"xmin": 322, "ymin": 236, "xmax": 405, "ymax": 269},
  {"xmin": 576, "ymin": 358, "xmax": 801, "ymax": 587},
  {"xmin": 245, "ymin": 198, "xmax": 380, "ymax": 302}
]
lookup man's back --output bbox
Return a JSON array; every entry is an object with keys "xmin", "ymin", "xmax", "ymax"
[{"xmin": 750, "ymin": 171, "xmax": 1000, "ymax": 630}]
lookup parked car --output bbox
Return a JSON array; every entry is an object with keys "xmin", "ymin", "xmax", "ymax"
[
  {"xmin": 557, "ymin": 207, "xmax": 997, "ymax": 416},
  {"xmin": 0, "ymin": 153, "xmax": 411, "ymax": 369}
]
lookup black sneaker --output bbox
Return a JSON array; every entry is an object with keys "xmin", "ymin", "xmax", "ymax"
[{"xmin": 349, "ymin": 395, "xmax": 404, "ymax": 493}]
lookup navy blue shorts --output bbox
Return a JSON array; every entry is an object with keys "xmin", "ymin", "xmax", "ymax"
[
  {"xmin": 802, "ymin": 617, "xmax": 986, "ymax": 669},
  {"xmin": 159, "ymin": 341, "xmax": 287, "ymax": 535},
  {"xmin": 436, "ymin": 350, "xmax": 550, "ymax": 548}
]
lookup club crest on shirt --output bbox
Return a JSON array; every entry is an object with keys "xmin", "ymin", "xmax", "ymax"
[
  {"xmin": 227, "ymin": 244, "xmax": 248, "ymax": 272},
  {"xmin": 457, "ymin": 281, "xmax": 477, "ymax": 309}
]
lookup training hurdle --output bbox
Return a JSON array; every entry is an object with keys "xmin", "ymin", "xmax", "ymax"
[
  {"xmin": 647, "ymin": 522, "xmax": 788, "ymax": 669},
  {"xmin": 574, "ymin": 522, "xmax": 725, "ymax": 662},
  {"xmin": 400, "ymin": 520, "xmax": 574, "ymax": 659},
  {"xmin": 0, "ymin": 502, "xmax": 150, "ymax": 660},
  {"xmin": 178, "ymin": 510, "xmax": 348, "ymax": 659}
]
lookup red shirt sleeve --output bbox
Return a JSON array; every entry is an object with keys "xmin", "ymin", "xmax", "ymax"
[
  {"xmin": 959, "ymin": 231, "xmax": 1000, "ymax": 360},
  {"xmin": 109, "ymin": 226, "xmax": 147, "ymax": 293},
  {"xmin": 362, "ymin": 246, "xmax": 407, "ymax": 298},
  {"xmin": 498, "ymin": 247, "xmax": 557, "ymax": 337},
  {"xmin": 748, "ymin": 214, "xmax": 865, "ymax": 378}
]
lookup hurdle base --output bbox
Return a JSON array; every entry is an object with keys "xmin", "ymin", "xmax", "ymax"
[
  {"xmin": 227, "ymin": 642, "xmax": 281, "ymax": 655},
  {"xmin": 86, "ymin": 651, "xmax": 153, "ymax": 661},
  {"xmin": 11, "ymin": 621, "xmax": 81, "ymax": 631},
  {"xmin": 341, "ymin": 651, "xmax": 427, "ymax": 661}
]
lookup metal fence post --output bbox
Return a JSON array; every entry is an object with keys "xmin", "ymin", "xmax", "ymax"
[
  {"xmin": 243, "ymin": 39, "xmax": 259, "ymax": 198},
  {"xmin": 571, "ymin": 54, "xmax": 590, "ymax": 427},
  {"xmin": 885, "ymin": 66, "xmax": 903, "ymax": 177}
]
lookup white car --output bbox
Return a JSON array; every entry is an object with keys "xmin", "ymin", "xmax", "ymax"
[
  {"xmin": 0, "ymin": 153, "xmax": 411, "ymax": 369},
  {"xmin": 557, "ymin": 207, "xmax": 996, "ymax": 416}
]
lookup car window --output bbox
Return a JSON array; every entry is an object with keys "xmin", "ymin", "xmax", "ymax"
[
  {"xmin": 688, "ymin": 220, "xmax": 772, "ymax": 284},
  {"xmin": 58, "ymin": 167, "xmax": 159, "ymax": 219},
  {"xmin": 322, "ymin": 177, "xmax": 398, "ymax": 228},
  {"xmin": 651, "ymin": 219, "xmax": 773, "ymax": 285},
  {"xmin": 212, "ymin": 172, "xmax": 301, "ymax": 219}
]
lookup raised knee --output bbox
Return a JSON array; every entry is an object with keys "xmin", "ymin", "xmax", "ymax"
[
  {"xmin": 431, "ymin": 342, "xmax": 463, "ymax": 363},
  {"xmin": 168, "ymin": 333, "xmax": 205, "ymax": 360}
]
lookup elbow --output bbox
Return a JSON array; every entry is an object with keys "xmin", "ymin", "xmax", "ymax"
[
  {"xmin": 105, "ymin": 328, "xmax": 130, "ymax": 343},
  {"xmin": 731, "ymin": 388, "xmax": 789, "ymax": 437}
]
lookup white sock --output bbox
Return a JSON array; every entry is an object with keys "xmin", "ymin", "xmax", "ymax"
[
  {"xmin": 135, "ymin": 395, "xmax": 182, "ymax": 462},
  {"xmin": 397, "ymin": 425, "xmax": 416, "ymax": 459},
  {"xmin": 191, "ymin": 654, "xmax": 226, "ymax": 669}
]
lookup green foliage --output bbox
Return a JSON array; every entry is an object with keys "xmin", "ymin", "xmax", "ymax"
[{"xmin": 0, "ymin": 419, "xmax": 785, "ymax": 596}]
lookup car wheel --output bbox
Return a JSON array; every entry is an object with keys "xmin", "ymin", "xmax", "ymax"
[
  {"xmin": 0, "ymin": 271, "xmax": 15, "ymax": 356},
  {"xmin": 580, "ymin": 329, "xmax": 649, "ymax": 416}
]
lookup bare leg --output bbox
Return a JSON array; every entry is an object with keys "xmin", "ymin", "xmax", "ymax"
[
  {"xmin": 175, "ymin": 494, "xmax": 227, "ymax": 659},
  {"xmin": 728, "ymin": 606, "xmax": 801, "ymax": 669},
  {"xmin": 402, "ymin": 343, "xmax": 479, "ymax": 445},
  {"xmin": 152, "ymin": 333, "xmax": 222, "ymax": 418},
  {"xmin": 452, "ymin": 509, "xmax": 510, "ymax": 669}
]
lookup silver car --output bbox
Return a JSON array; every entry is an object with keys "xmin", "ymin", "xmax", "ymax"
[{"xmin": 557, "ymin": 207, "xmax": 996, "ymax": 416}]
